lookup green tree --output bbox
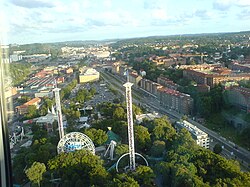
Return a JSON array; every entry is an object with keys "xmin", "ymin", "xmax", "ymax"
[
  {"xmin": 152, "ymin": 117, "xmax": 176, "ymax": 142},
  {"xmin": 89, "ymin": 87, "xmax": 96, "ymax": 96},
  {"xmin": 150, "ymin": 140, "xmax": 165, "ymax": 157},
  {"xmin": 48, "ymin": 150, "xmax": 109, "ymax": 186},
  {"xmin": 213, "ymin": 143, "xmax": 222, "ymax": 154},
  {"xmin": 240, "ymin": 127, "xmax": 250, "ymax": 148},
  {"xmin": 191, "ymin": 149, "xmax": 250, "ymax": 186},
  {"xmin": 134, "ymin": 125, "xmax": 151, "ymax": 151},
  {"xmin": 84, "ymin": 128, "xmax": 108, "ymax": 146},
  {"xmin": 25, "ymin": 105, "xmax": 38, "ymax": 119},
  {"xmin": 115, "ymin": 144, "xmax": 129, "ymax": 157},
  {"xmin": 113, "ymin": 106, "xmax": 126, "ymax": 120},
  {"xmin": 112, "ymin": 173, "xmax": 139, "ymax": 187},
  {"xmin": 130, "ymin": 166, "xmax": 155, "ymax": 186},
  {"xmin": 25, "ymin": 162, "xmax": 46, "ymax": 187},
  {"xmin": 17, "ymin": 95, "xmax": 31, "ymax": 105},
  {"xmin": 9, "ymin": 63, "xmax": 31, "ymax": 86},
  {"xmin": 132, "ymin": 104, "xmax": 143, "ymax": 116}
]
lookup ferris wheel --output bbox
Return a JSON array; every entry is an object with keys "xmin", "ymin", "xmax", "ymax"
[{"xmin": 57, "ymin": 132, "xmax": 95, "ymax": 154}]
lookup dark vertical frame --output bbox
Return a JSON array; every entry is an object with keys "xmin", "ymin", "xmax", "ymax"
[{"xmin": 0, "ymin": 47, "xmax": 13, "ymax": 187}]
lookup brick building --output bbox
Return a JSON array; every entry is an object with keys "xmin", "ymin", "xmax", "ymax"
[
  {"xmin": 15, "ymin": 97, "xmax": 41, "ymax": 115},
  {"xmin": 225, "ymin": 86, "xmax": 250, "ymax": 113},
  {"xmin": 128, "ymin": 72, "xmax": 142, "ymax": 88},
  {"xmin": 140, "ymin": 78, "xmax": 163, "ymax": 96},
  {"xmin": 182, "ymin": 64, "xmax": 250, "ymax": 88},
  {"xmin": 157, "ymin": 76, "xmax": 179, "ymax": 90},
  {"xmin": 157, "ymin": 87, "xmax": 193, "ymax": 115},
  {"xmin": 229, "ymin": 62, "xmax": 250, "ymax": 73}
]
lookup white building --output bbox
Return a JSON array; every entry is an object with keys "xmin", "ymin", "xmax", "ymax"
[
  {"xmin": 10, "ymin": 54, "xmax": 23, "ymax": 62},
  {"xmin": 135, "ymin": 112, "xmax": 161, "ymax": 124},
  {"xmin": 79, "ymin": 68, "xmax": 100, "ymax": 83},
  {"xmin": 175, "ymin": 120, "xmax": 209, "ymax": 149}
]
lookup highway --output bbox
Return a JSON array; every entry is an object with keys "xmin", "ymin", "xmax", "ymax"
[{"xmin": 99, "ymin": 68, "xmax": 250, "ymax": 170}]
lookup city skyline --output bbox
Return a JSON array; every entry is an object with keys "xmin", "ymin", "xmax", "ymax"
[{"xmin": 1, "ymin": 0, "xmax": 250, "ymax": 44}]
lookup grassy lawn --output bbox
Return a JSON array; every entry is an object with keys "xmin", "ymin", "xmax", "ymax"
[{"xmin": 204, "ymin": 113, "xmax": 248, "ymax": 149}]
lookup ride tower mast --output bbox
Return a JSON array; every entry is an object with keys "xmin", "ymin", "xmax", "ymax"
[
  {"xmin": 123, "ymin": 76, "xmax": 136, "ymax": 171},
  {"xmin": 53, "ymin": 88, "xmax": 64, "ymax": 140}
]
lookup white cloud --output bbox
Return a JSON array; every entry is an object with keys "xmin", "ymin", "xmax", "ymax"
[
  {"xmin": 194, "ymin": 9, "xmax": 216, "ymax": 20},
  {"xmin": 9, "ymin": 0, "xmax": 56, "ymax": 9},
  {"xmin": 213, "ymin": 0, "xmax": 250, "ymax": 11},
  {"xmin": 213, "ymin": 0, "xmax": 232, "ymax": 11}
]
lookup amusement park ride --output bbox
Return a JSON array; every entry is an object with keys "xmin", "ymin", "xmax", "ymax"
[
  {"xmin": 55, "ymin": 72, "xmax": 148, "ymax": 172},
  {"xmin": 9, "ymin": 126, "xmax": 25, "ymax": 149},
  {"xmin": 54, "ymin": 87, "xmax": 95, "ymax": 155},
  {"xmin": 115, "ymin": 73, "xmax": 148, "ymax": 172}
]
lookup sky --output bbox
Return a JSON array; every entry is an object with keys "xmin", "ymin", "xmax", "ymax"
[{"xmin": 1, "ymin": 0, "xmax": 250, "ymax": 44}]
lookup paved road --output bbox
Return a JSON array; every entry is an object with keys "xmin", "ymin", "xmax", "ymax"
[{"xmin": 99, "ymin": 68, "xmax": 250, "ymax": 170}]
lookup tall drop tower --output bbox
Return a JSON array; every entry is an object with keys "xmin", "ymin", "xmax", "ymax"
[
  {"xmin": 123, "ymin": 81, "xmax": 136, "ymax": 171},
  {"xmin": 116, "ymin": 72, "xmax": 148, "ymax": 172},
  {"xmin": 53, "ymin": 88, "xmax": 64, "ymax": 139}
]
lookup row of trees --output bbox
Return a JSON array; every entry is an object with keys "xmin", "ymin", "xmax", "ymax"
[
  {"xmin": 13, "ymin": 124, "xmax": 58, "ymax": 184},
  {"xmin": 60, "ymin": 79, "xmax": 77, "ymax": 100}
]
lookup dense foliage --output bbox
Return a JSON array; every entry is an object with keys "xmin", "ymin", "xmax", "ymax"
[{"xmin": 9, "ymin": 63, "xmax": 31, "ymax": 86}]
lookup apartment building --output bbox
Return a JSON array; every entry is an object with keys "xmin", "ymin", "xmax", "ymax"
[
  {"xmin": 182, "ymin": 64, "xmax": 250, "ymax": 88},
  {"xmin": 157, "ymin": 87, "xmax": 193, "ymax": 115},
  {"xmin": 157, "ymin": 76, "xmax": 179, "ymax": 90},
  {"xmin": 140, "ymin": 78, "xmax": 163, "ymax": 96},
  {"xmin": 128, "ymin": 72, "xmax": 142, "ymax": 88},
  {"xmin": 225, "ymin": 86, "xmax": 250, "ymax": 113},
  {"xmin": 229, "ymin": 62, "xmax": 250, "ymax": 73},
  {"xmin": 175, "ymin": 120, "xmax": 209, "ymax": 149}
]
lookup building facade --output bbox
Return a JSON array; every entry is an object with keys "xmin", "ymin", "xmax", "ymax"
[
  {"xmin": 15, "ymin": 97, "xmax": 41, "ymax": 115},
  {"xmin": 175, "ymin": 120, "xmax": 209, "ymax": 149},
  {"xmin": 225, "ymin": 86, "xmax": 250, "ymax": 113},
  {"xmin": 128, "ymin": 72, "xmax": 142, "ymax": 88},
  {"xmin": 182, "ymin": 64, "xmax": 250, "ymax": 88},
  {"xmin": 140, "ymin": 78, "xmax": 163, "ymax": 97},
  {"xmin": 79, "ymin": 68, "xmax": 100, "ymax": 83},
  {"xmin": 157, "ymin": 87, "xmax": 193, "ymax": 115},
  {"xmin": 157, "ymin": 76, "xmax": 179, "ymax": 90}
]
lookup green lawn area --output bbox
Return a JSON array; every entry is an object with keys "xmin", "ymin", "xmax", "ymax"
[{"xmin": 204, "ymin": 113, "xmax": 248, "ymax": 149}]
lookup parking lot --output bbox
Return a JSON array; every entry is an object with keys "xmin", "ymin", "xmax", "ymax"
[{"xmin": 76, "ymin": 81, "xmax": 118, "ymax": 108}]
